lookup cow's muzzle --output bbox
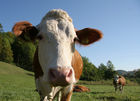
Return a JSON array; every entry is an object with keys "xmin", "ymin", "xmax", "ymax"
[{"xmin": 49, "ymin": 67, "xmax": 73, "ymax": 86}]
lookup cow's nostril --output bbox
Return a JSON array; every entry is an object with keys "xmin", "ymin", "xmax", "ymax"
[{"xmin": 67, "ymin": 69, "xmax": 72, "ymax": 77}]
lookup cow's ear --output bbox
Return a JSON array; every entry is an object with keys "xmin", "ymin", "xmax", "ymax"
[
  {"xmin": 76, "ymin": 28, "xmax": 103, "ymax": 45},
  {"xmin": 12, "ymin": 21, "xmax": 39, "ymax": 41}
]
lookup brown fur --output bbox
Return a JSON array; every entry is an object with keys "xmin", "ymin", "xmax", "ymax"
[
  {"xmin": 61, "ymin": 90, "xmax": 73, "ymax": 101},
  {"xmin": 12, "ymin": 21, "xmax": 32, "ymax": 36},
  {"xmin": 118, "ymin": 76, "xmax": 126, "ymax": 86},
  {"xmin": 73, "ymin": 85, "xmax": 90, "ymax": 92},
  {"xmin": 76, "ymin": 28, "xmax": 103, "ymax": 45},
  {"xmin": 33, "ymin": 48, "xmax": 43, "ymax": 79},
  {"xmin": 12, "ymin": 21, "xmax": 38, "ymax": 41},
  {"xmin": 71, "ymin": 50, "xmax": 83, "ymax": 80}
]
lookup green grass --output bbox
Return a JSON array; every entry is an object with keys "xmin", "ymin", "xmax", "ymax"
[
  {"xmin": 72, "ymin": 85, "xmax": 140, "ymax": 101},
  {"xmin": 0, "ymin": 61, "xmax": 140, "ymax": 101},
  {"xmin": 0, "ymin": 61, "xmax": 40, "ymax": 101}
]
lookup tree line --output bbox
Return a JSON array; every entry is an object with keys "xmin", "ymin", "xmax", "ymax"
[
  {"xmin": 81, "ymin": 57, "xmax": 116, "ymax": 81},
  {"xmin": 0, "ymin": 24, "xmax": 140, "ymax": 82}
]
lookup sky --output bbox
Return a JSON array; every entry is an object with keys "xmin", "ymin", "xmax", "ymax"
[{"xmin": 0, "ymin": 0, "xmax": 140, "ymax": 71}]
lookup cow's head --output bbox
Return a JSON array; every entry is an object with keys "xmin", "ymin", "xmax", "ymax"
[
  {"xmin": 114, "ymin": 75, "xmax": 119, "ymax": 84},
  {"xmin": 12, "ymin": 9, "xmax": 102, "ymax": 86}
]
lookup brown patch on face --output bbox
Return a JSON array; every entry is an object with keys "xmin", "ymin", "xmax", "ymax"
[
  {"xmin": 71, "ymin": 50, "xmax": 83, "ymax": 80},
  {"xmin": 33, "ymin": 47, "xmax": 43, "ymax": 79}
]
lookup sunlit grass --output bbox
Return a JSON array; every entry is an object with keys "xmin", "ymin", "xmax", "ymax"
[
  {"xmin": 0, "ymin": 61, "xmax": 140, "ymax": 101},
  {"xmin": 0, "ymin": 62, "xmax": 40, "ymax": 101},
  {"xmin": 72, "ymin": 85, "xmax": 140, "ymax": 101}
]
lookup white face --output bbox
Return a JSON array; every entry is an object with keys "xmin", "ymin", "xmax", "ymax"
[
  {"xmin": 37, "ymin": 9, "xmax": 77, "ymax": 83},
  {"xmin": 114, "ymin": 76, "xmax": 119, "ymax": 83}
]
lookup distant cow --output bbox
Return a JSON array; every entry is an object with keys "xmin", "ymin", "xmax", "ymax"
[
  {"xmin": 113, "ymin": 75, "xmax": 126, "ymax": 92},
  {"xmin": 12, "ymin": 9, "xmax": 103, "ymax": 101}
]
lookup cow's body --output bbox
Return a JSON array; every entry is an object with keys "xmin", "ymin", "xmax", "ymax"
[
  {"xmin": 12, "ymin": 9, "xmax": 102, "ymax": 101},
  {"xmin": 113, "ymin": 75, "xmax": 126, "ymax": 93}
]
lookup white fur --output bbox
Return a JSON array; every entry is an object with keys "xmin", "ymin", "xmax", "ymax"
[
  {"xmin": 42, "ymin": 9, "xmax": 72, "ymax": 23},
  {"xmin": 36, "ymin": 9, "xmax": 77, "ymax": 100},
  {"xmin": 36, "ymin": 77, "xmax": 63, "ymax": 100}
]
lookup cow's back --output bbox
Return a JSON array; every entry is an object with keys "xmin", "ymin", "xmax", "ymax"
[{"xmin": 119, "ymin": 76, "xmax": 126, "ymax": 86}]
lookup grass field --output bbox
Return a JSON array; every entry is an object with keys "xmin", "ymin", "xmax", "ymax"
[{"xmin": 0, "ymin": 61, "xmax": 140, "ymax": 101}]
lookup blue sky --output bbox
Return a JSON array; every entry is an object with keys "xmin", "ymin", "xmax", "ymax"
[{"xmin": 0, "ymin": 0, "xmax": 140, "ymax": 71}]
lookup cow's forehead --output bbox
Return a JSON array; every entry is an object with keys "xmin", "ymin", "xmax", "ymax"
[
  {"xmin": 38, "ymin": 9, "xmax": 76, "ymax": 40},
  {"xmin": 40, "ymin": 9, "xmax": 72, "ymax": 27},
  {"xmin": 42, "ymin": 9, "xmax": 72, "ymax": 22}
]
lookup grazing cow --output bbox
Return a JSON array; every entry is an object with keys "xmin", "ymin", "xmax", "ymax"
[
  {"xmin": 113, "ymin": 75, "xmax": 126, "ymax": 92},
  {"xmin": 12, "ymin": 9, "xmax": 103, "ymax": 101}
]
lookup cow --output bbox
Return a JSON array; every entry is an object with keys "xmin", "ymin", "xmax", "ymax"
[
  {"xmin": 113, "ymin": 75, "xmax": 126, "ymax": 93},
  {"xmin": 12, "ymin": 9, "xmax": 103, "ymax": 101}
]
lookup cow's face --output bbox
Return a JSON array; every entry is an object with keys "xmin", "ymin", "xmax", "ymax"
[
  {"xmin": 114, "ymin": 75, "xmax": 119, "ymax": 84},
  {"xmin": 12, "ymin": 9, "xmax": 103, "ymax": 87},
  {"xmin": 37, "ymin": 9, "xmax": 77, "ymax": 86}
]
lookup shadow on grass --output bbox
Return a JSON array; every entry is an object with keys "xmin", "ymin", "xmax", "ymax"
[
  {"xmin": 135, "ymin": 92, "xmax": 140, "ymax": 94},
  {"xmin": 91, "ymin": 91, "xmax": 116, "ymax": 101},
  {"xmin": 91, "ymin": 91, "xmax": 113, "ymax": 94},
  {"xmin": 26, "ymin": 73, "xmax": 34, "ymax": 76},
  {"xmin": 96, "ymin": 96, "xmax": 116, "ymax": 101}
]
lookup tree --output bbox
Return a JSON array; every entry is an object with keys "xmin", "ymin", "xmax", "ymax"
[
  {"xmin": 0, "ymin": 33, "xmax": 13, "ymax": 63},
  {"xmin": 0, "ymin": 24, "xmax": 4, "ymax": 32},
  {"xmin": 98, "ymin": 63, "xmax": 108, "ymax": 79},
  {"xmin": 135, "ymin": 69, "xmax": 140, "ymax": 78},
  {"xmin": 4, "ymin": 32, "xmax": 15, "ymax": 44},
  {"xmin": 12, "ymin": 38, "xmax": 36, "ymax": 71},
  {"xmin": 107, "ymin": 60, "xmax": 115, "ymax": 70},
  {"xmin": 105, "ymin": 60, "xmax": 116, "ymax": 79},
  {"xmin": 81, "ymin": 56, "xmax": 99, "ymax": 81},
  {"xmin": 0, "ymin": 33, "xmax": 2, "ymax": 54}
]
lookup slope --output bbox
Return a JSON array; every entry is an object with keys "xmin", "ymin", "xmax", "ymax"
[{"xmin": 0, "ymin": 61, "xmax": 40, "ymax": 101}]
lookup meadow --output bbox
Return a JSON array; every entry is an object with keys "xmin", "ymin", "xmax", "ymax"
[{"xmin": 0, "ymin": 61, "xmax": 140, "ymax": 101}]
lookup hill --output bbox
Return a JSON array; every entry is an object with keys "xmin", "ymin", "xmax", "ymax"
[
  {"xmin": 116, "ymin": 70, "xmax": 136, "ymax": 77},
  {"xmin": 116, "ymin": 70, "xmax": 128, "ymax": 75},
  {"xmin": 0, "ymin": 61, "xmax": 40, "ymax": 101},
  {"xmin": 0, "ymin": 61, "xmax": 33, "ymax": 75}
]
